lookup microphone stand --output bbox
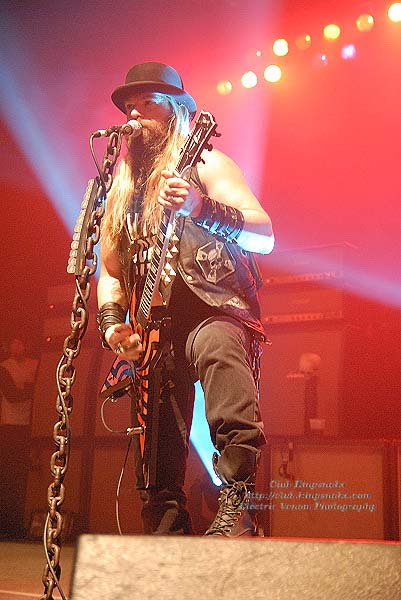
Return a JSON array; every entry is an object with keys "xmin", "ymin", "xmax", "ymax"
[{"xmin": 40, "ymin": 128, "xmax": 125, "ymax": 600}]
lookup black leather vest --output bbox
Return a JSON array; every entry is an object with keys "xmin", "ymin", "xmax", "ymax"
[
  {"xmin": 174, "ymin": 218, "xmax": 264, "ymax": 335},
  {"xmin": 118, "ymin": 167, "xmax": 265, "ymax": 337}
]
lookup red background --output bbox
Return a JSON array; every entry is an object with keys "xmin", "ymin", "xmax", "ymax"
[{"xmin": 0, "ymin": 0, "xmax": 400, "ymax": 368}]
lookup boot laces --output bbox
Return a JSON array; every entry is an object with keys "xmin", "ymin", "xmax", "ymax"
[{"xmin": 207, "ymin": 482, "xmax": 249, "ymax": 534}]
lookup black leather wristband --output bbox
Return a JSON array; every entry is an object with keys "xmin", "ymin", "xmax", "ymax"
[
  {"xmin": 192, "ymin": 195, "xmax": 244, "ymax": 242},
  {"xmin": 97, "ymin": 302, "xmax": 127, "ymax": 349}
]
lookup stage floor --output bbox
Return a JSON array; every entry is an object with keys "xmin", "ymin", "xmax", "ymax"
[
  {"xmin": 0, "ymin": 537, "xmax": 400, "ymax": 600},
  {"xmin": 0, "ymin": 542, "xmax": 74, "ymax": 600}
]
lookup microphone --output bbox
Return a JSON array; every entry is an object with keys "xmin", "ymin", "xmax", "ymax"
[
  {"xmin": 92, "ymin": 120, "xmax": 142, "ymax": 138},
  {"xmin": 120, "ymin": 120, "xmax": 142, "ymax": 136}
]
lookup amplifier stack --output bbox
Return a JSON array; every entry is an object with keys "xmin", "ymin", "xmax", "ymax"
[{"xmin": 257, "ymin": 243, "xmax": 399, "ymax": 439}]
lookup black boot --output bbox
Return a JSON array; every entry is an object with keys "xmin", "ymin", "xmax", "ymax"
[
  {"xmin": 205, "ymin": 446, "xmax": 259, "ymax": 537},
  {"xmin": 205, "ymin": 480, "xmax": 257, "ymax": 536},
  {"xmin": 141, "ymin": 489, "xmax": 194, "ymax": 535}
]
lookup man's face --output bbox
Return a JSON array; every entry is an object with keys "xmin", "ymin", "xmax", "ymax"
[
  {"xmin": 124, "ymin": 92, "xmax": 173, "ymax": 156},
  {"xmin": 125, "ymin": 92, "xmax": 173, "ymax": 125}
]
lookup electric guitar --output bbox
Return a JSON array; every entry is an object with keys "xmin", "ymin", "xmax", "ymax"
[{"xmin": 100, "ymin": 111, "xmax": 219, "ymax": 484}]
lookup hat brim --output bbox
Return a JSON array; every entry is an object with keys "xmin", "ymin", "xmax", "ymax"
[{"xmin": 111, "ymin": 81, "xmax": 197, "ymax": 118}]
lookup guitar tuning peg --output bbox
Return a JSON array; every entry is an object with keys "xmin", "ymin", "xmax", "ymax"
[
  {"xmin": 205, "ymin": 143, "xmax": 213, "ymax": 151},
  {"xmin": 214, "ymin": 131, "xmax": 222, "ymax": 137}
]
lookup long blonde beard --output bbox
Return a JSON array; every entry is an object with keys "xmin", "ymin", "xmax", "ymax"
[{"xmin": 101, "ymin": 100, "xmax": 190, "ymax": 251}]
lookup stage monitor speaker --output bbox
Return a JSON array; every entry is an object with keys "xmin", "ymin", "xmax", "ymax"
[
  {"xmin": 70, "ymin": 534, "xmax": 401, "ymax": 600},
  {"xmin": 265, "ymin": 440, "xmax": 389, "ymax": 539},
  {"xmin": 259, "ymin": 323, "xmax": 370, "ymax": 437}
]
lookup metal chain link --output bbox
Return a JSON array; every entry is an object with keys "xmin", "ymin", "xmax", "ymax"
[
  {"xmin": 251, "ymin": 334, "xmax": 272, "ymax": 395},
  {"xmin": 40, "ymin": 132, "xmax": 122, "ymax": 600},
  {"xmin": 250, "ymin": 335, "xmax": 262, "ymax": 392}
]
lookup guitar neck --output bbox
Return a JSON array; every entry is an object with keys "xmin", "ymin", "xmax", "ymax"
[
  {"xmin": 135, "ymin": 208, "xmax": 174, "ymax": 328},
  {"xmin": 134, "ymin": 111, "xmax": 218, "ymax": 329}
]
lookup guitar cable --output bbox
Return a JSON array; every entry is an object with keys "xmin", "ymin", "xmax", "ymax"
[
  {"xmin": 99, "ymin": 371, "xmax": 138, "ymax": 535},
  {"xmin": 115, "ymin": 437, "xmax": 133, "ymax": 536}
]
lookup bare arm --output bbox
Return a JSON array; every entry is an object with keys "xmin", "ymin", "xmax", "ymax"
[
  {"xmin": 158, "ymin": 148, "xmax": 274, "ymax": 254},
  {"xmin": 97, "ymin": 241, "xmax": 142, "ymax": 359},
  {"xmin": 97, "ymin": 243, "xmax": 128, "ymax": 309},
  {"xmin": 199, "ymin": 149, "xmax": 274, "ymax": 254}
]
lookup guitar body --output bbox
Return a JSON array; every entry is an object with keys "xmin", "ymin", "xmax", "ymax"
[
  {"xmin": 130, "ymin": 280, "xmax": 172, "ymax": 486},
  {"xmin": 134, "ymin": 314, "xmax": 172, "ymax": 487},
  {"xmin": 100, "ymin": 286, "xmax": 171, "ymax": 488}
]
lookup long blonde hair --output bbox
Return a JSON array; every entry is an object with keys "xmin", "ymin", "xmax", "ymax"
[{"xmin": 102, "ymin": 95, "xmax": 190, "ymax": 250}]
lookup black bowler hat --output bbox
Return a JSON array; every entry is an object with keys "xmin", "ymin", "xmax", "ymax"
[{"xmin": 111, "ymin": 62, "xmax": 197, "ymax": 118}]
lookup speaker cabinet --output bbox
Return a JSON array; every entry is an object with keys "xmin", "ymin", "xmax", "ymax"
[
  {"xmin": 24, "ymin": 444, "xmax": 84, "ymax": 535},
  {"xmin": 88, "ymin": 441, "xmax": 143, "ymax": 535},
  {"xmin": 259, "ymin": 323, "xmax": 368, "ymax": 437},
  {"xmin": 71, "ymin": 535, "xmax": 401, "ymax": 600},
  {"xmin": 31, "ymin": 346, "xmax": 99, "ymax": 437},
  {"xmin": 264, "ymin": 440, "xmax": 389, "ymax": 539}
]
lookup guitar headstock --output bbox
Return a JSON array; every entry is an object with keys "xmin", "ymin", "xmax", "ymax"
[{"xmin": 176, "ymin": 110, "xmax": 220, "ymax": 177}]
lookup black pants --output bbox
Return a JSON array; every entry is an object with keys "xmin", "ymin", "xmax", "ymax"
[{"xmin": 135, "ymin": 312, "xmax": 265, "ymax": 534}]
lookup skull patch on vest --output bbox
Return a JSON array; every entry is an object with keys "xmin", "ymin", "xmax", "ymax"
[{"xmin": 195, "ymin": 240, "xmax": 235, "ymax": 284}]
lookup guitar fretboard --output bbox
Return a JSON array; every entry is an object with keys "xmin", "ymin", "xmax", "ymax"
[
  {"xmin": 134, "ymin": 111, "xmax": 218, "ymax": 331},
  {"xmin": 136, "ymin": 209, "xmax": 173, "ymax": 328}
]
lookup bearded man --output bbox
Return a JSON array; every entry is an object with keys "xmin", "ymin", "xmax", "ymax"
[{"xmin": 97, "ymin": 62, "xmax": 274, "ymax": 535}]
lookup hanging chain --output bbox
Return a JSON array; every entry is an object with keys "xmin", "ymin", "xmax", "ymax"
[{"xmin": 40, "ymin": 132, "xmax": 122, "ymax": 600}]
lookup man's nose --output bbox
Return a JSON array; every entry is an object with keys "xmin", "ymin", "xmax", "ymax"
[{"xmin": 128, "ymin": 108, "xmax": 141, "ymax": 119}]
